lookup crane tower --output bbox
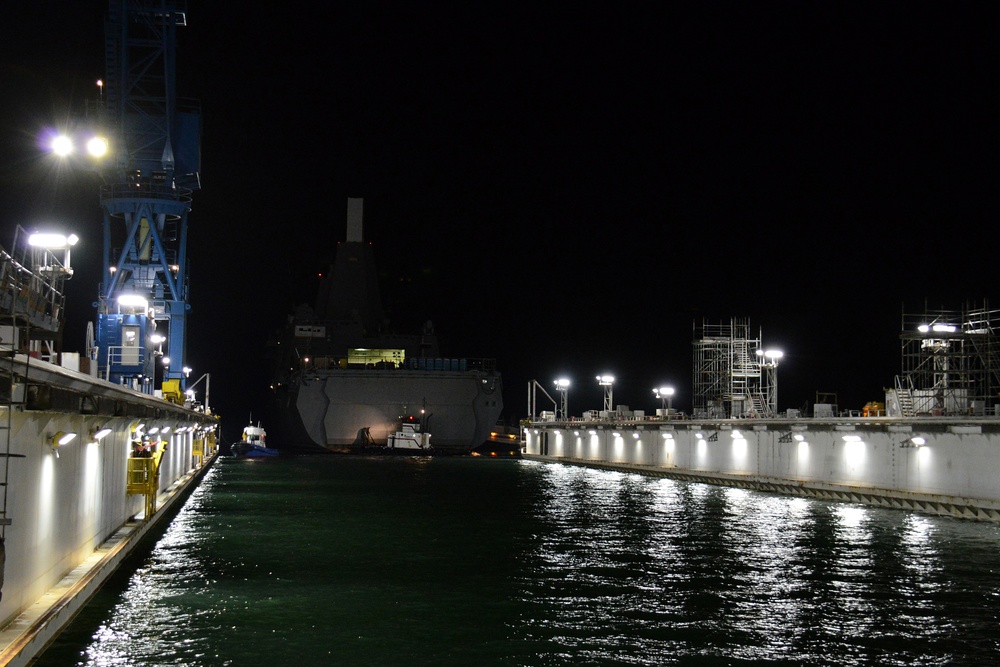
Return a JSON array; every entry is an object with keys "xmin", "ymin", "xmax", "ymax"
[{"xmin": 90, "ymin": 0, "xmax": 200, "ymax": 395}]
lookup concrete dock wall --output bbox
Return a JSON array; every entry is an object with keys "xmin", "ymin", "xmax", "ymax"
[
  {"xmin": 524, "ymin": 417, "xmax": 1000, "ymax": 520},
  {"xmin": 0, "ymin": 356, "xmax": 217, "ymax": 666}
]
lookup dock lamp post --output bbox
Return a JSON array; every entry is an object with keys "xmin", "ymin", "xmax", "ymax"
[
  {"xmin": 554, "ymin": 378, "xmax": 570, "ymax": 420},
  {"xmin": 186, "ymin": 373, "xmax": 211, "ymax": 414},
  {"xmin": 757, "ymin": 349, "xmax": 783, "ymax": 416},
  {"xmin": 597, "ymin": 375, "xmax": 615, "ymax": 414},
  {"xmin": 654, "ymin": 386, "xmax": 675, "ymax": 415}
]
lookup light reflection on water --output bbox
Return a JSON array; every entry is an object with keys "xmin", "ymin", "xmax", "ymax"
[
  {"xmin": 34, "ymin": 458, "xmax": 1000, "ymax": 666},
  {"xmin": 517, "ymin": 462, "xmax": 1000, "ymax": 666}
]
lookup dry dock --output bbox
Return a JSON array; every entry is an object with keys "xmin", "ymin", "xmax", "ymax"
[
  {"xmin": 0, "ymin": 354, "xmax": 218, "ymax": 667},
  {"xmin": 524, "ymin": 416, "xmax": 1000, "ymax": 521}
]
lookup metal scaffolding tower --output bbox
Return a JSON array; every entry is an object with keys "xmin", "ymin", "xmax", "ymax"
[
  {"xmin": 90, "ymin": 0, "xmax": 200, "ymax": 393},
  {"xmin": 691, "ymin": 318, "xmax": 777, "ymax": 419},
  {"xmin": 894, "ymin": 302, "xmax": 1000, "ymax": 417}
]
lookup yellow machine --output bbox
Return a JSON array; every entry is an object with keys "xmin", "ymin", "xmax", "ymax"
[{"xmin": 161, "ymin": 379, "xmax": 184, "ymax": 405}]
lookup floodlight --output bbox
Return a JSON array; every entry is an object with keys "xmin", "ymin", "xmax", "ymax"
[{"xmin": 86, "ymin": 136, "xmax": 109, "ymax": 157}]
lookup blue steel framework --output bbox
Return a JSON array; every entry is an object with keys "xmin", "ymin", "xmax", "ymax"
[{"xmin": 93, "ymin": 0, "xmax": 200, "ymax": 392}]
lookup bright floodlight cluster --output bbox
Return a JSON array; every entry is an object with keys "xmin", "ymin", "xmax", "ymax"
[{"xmin": 49, "ymin": 132, "xmax": 109, "ymax": 158}]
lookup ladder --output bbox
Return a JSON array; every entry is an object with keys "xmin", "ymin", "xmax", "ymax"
[
  {"xmin": 894, "ymin": 375, "xmax": 916, "ymax": 417},
  {"xmin": 749, "ymin": 391, "xmax": 770, "ymax": 418}
]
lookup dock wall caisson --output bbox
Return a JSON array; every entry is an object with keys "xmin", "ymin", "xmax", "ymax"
[
  {"xmin": 523, "ymin": 417, "xmax": 1000, "ymax": 521},
  {"xmin": 0, "ymin": 355, "xmax": 218, "ymax": 667}
]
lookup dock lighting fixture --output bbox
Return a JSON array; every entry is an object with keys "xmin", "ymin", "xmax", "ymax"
[
  {"xmin": 554, "ymin": 378, "xmax": 570, "ymax": 419},
  {"xmin": 29, "ymin": 232, "xmax": 78, "ymax": 272},
  {"xmin": 27, "ymin": 232, "xmax": 79, "ymax": 278},
  {"xmin": 86, "ymin": 136, "xmax": 109, "ymax": 158},
  {"xmin": 92, "ymin": 427, "xmax": 113, "ymax": 441},
  {"xmin": 654, "ymin": 386, "xmax": 675, "ymax": 411},
  {"xmin": 51, "ymin": 431, "xmax": 77, "ymax": 447},
  {"xmin": 162, "ymin": 357, "xmax": 170, "ymax": 366},
  {"xmin": 49, "ymin": 130, "xmax": 109, "ymax": 158},
  {"xmin": 662, "ymin": 432, "xmax": 673, "ymax": 439},
  {"xmin": 755, "ymin": 348, "xmax": 784, "ymax": 416},
  {"xmin": 756, "ymin": 349, "xmax": 784, "ymax": 365},
  {"xmin": 632, "ymin": 432, "xmax": 640, "ymax": 439},
  {"xmin": 117, "ymin": 294, "xmax": 148, "ymax": 311},
  {"xmin": 901, "ymin": 436, "xmax": 927, "ymax": 448},
  {"xmin": 28, "ymin": 232, "xmax": 79, "ymax": 249},
  {"xmin": 597, "ymin": 375, "xmax": 615, "ymax": 412},
  {"xmin": 51, "ymin": 134, "xmax": 73, "ymax": 156}
]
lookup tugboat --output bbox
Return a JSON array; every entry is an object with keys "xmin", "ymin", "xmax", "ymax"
[
  {"xmin": 231, "ymin": 421, "xmax": 281, "ymax": 458},
  {"xmin": 387, "ymin": 420, "xmax": 432, "ymax": 453}
]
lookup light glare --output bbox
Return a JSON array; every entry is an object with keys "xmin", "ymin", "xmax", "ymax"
[
  {"xmin": 86, "ymin": 136, "xmax": 109, "ymax": 157},
  {"xmin": 51, "ymin": 135, "xmax": 73, "ymax": 156}
]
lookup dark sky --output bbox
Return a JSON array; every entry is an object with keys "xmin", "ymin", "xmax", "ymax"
[{"xmin": 2, "ymin": 2, "xmax": 998, "ymax": 433}]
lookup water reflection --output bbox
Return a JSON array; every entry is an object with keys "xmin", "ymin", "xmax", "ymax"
[
  {"xmin": 515, "ymin": 461, "xmax": 1000, "ymax": 665},
  {"xmin": 34, "ymin": 458, "xmax": 1000, "ymax": 666}
]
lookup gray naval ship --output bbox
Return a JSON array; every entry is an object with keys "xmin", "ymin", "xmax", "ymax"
[{"xmin": 268, "ymin": 199, "xmax": 503, "ymax": 454}]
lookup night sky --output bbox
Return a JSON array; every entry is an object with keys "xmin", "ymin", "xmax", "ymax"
[{"xmin": 2, "ymin": 3, "xmax": 998, "ymax": 439}]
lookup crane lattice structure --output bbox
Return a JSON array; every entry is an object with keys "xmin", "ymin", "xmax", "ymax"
[
  {"xmin": 91, "ymin": 0, "xmax": 200, "ymax": 394},
  {"xmin": 691, "ymin": 317, "xmax": 776, "ymax": 419},
  {"xmin": 894, "ymin": 301, "xmax": 1000, "ymax": 417}
]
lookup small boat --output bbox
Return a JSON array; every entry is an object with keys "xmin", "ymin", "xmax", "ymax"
[
  {"xmin": 231, "ymin": 422, "xmax": 281, "ymax": 458},
  {"xmin": 387, "ymin": 421, "xmax": 432, "ymax": 453}
]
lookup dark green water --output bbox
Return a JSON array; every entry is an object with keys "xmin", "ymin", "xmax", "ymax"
[{"xmin": 35, "ymin": 456, "xmax": 1000, "ymax": 666}]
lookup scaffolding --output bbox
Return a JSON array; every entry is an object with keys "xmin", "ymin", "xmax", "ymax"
[
  {"xmin": 1, "ymin": 227, "xmax": 72, "ymax": 535},
  {"xmin": 692, "ymin": 318, "xmax": 777, "ymax": 419},
  {"xmin": 895, "ymin": 302, "xmax": 1000, "ymax": 417}
]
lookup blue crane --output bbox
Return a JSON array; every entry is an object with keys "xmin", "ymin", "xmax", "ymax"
[{"xmin": 89, "ymin": 0, "xmax": 201, "ymax": 396}]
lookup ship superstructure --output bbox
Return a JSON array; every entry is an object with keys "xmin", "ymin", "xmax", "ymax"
[{"xmin": 270, "ymin": 199, "xmax": 503, "ymax": 453}]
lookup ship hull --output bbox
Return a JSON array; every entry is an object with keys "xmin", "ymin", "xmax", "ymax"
[{"xmin": 276, "ymin": 367, "xmax": 503, "ymax": 454}]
